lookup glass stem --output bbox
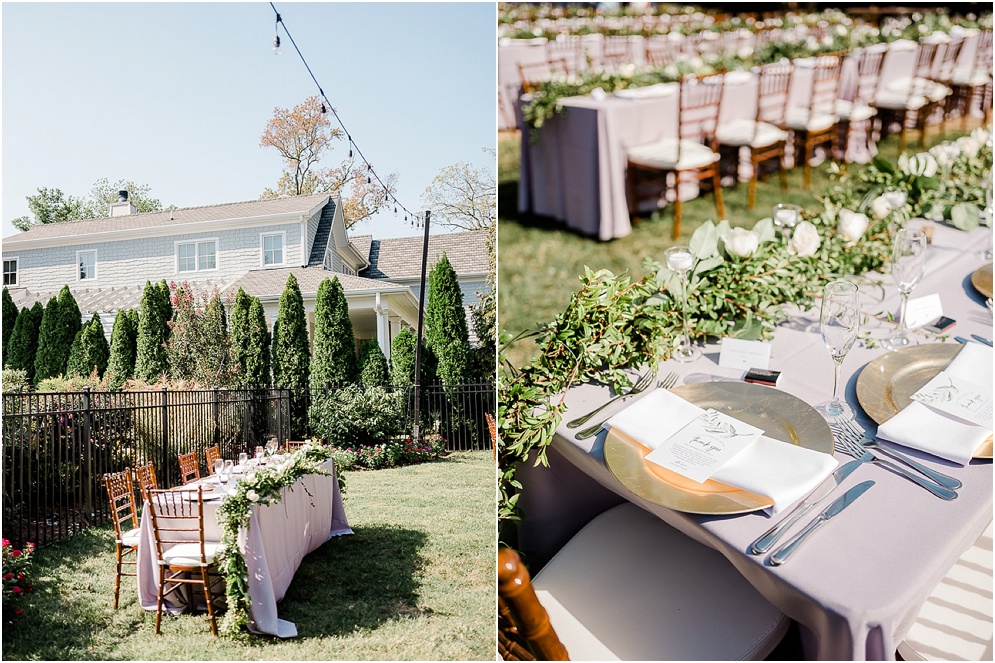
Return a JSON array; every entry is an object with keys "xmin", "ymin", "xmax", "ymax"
[
  {"xmin": 831, "ymin": 359, "xmax": 842, "ymax": 407},
  {"xmin": 897, "ymin": 290, "xmax": 910, "ymax": 337},
  {"xmin": 681, "ymin": 274, "xmax": 691, "ymax": 354}
]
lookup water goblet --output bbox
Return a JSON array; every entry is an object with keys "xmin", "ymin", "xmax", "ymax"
[
  {"xmin": 238, "ymin": 452, "xmax": 248, "ymax": 466},
  {"xmin": 772, "ymin": 203, "xmax": 800, "ymax": 244},
  {"xmin": 664, "ymin": 245, "xmax": 700, "ymax": 362},
  {"xmin": 882, "ymin": 228, "xmax": 927, "ymax": 351},
  {"xmin": 212, "ymin": 458, "xmax": 224, "ymax": 477},
  {"xmin": 816, "ymin": 280, "xmax": 860, "ymax": 422},
  {"xmin": 266, "ymin": 438, "xmax": 279, "ymax": 455}
]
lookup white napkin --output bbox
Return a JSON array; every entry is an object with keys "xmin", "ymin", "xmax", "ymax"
[
  {"xmin": 606, "ymin": 390, "xmax": 838, "ymax": 514},
  {"xmin": 614, "ymin": 83, "xmax": 677, "ymax": 99},
  {"xmin": 877, "ymin": 343, "xmax": 993, "ymax": 464}
]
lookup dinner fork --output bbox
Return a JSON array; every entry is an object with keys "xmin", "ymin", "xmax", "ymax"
[
  {"xmin": 831, "ymin": 424, "xmax": 958, "ymax": 500},
  {"xmin": 835, "ymin": 418, "xmax": 962, "ymax": 490},
  {"xmin": 574, "ymin": 372, "xmax": 679, "ymax": 441},
  {"xmin": 566, "ymin": 370, "xmax": 655, "ymax": 429}
]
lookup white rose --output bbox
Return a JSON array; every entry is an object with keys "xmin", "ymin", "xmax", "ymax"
[
  {"xmin": 724, "ymin": 227, "xmax": 760, "ymax": 258},
  {"xmin": 971, "ymin": 127, "xmax": 991, "ymax": 146},
  {"xmin": 955, "ymin": 136, "xmax": 980, "ymax": 158},
  {"xmin": 789, "ymin": 221, "xmax": 821, "ymax": 257},
  {"xmin": 928, "ymin": 143, "xmax": 960, "ymax": 168},
  {"xmin": 870, "ymin": 195, "xmax": 893, "ymax": 219},
  {"xmin": 246, "ymin": 489, "xmax": 260, "ymax": 503},
  {"xmin": 838, "ymin": 210, "xmax": 869, "ymax": 243},
  {"xmin": 898, "ymin": 152, "xmax": 938, "ymax": 177}
]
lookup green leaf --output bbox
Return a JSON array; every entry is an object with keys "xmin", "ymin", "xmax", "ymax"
[
  {"xmin": 872, "ymin": 155, "xmax": 895, "ymax": 175},
  {"xmin": 951, "ymin": 203, "xmax": 981, "ymax": 231},
  {"xmin": 689, "ymin": 221, "xmax": 719, "ymax": 259},
  {"xmin": 752, "ymin": 217, "xmax": 776, "ymax": 243}
]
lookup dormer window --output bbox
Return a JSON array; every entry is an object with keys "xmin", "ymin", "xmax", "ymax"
[
  {"xmin": 261, "ymin": 232, "xmax": 285, "ymax": 267},
  {"xmin": 3, "ymin": 258, "xmax": 18, "ymax": 286},
  {"xmin": 175, "ymin": 239, "xmax": 219, "ymax": 273},
  {"xmin": 77, "ymin": 250, "xmax": 96, "ymax": 281}
]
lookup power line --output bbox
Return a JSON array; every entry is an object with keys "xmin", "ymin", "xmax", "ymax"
[{"xmin": 269, "ymin": 3, "xmax": 424, "ymax": 226}]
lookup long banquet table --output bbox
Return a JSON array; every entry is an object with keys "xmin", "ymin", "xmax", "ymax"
[
  {"xmin": 514, "ymin": 222, "xmax": 993, "ymax": 660},
  {"xmin": 136, "ymin": 458, "xmax": 353, "ymax": 638}
]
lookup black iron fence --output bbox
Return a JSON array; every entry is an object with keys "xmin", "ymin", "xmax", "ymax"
[{"xmin": 2, "ymin": 381, "xmax": 494, "ymax": 549}]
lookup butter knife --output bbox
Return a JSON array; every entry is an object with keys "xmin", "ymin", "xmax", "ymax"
[
  {"xmin": 750, "ymin": 458, "xmax": 863, "ymax": 555},
  {"xmin": 769, "ymin": 480, "xmax": 875, "ymax": 566},
  {"xmin": 971, "ymin": 334, "xmax": 993, "ymax": 347}
]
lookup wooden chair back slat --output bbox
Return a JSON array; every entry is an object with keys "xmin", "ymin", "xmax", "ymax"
[
  {"xmin": 498, "ymin": 548, "xmax": 569, "ymax": 661},
  {"xmin": 104, "ymin": 469, "xmax": 138, "ymax": 537},
  {"xmin": 678, "ymin": 71, "xmax": 725, "ymax": 146},
  {"xmin": 177, "ymin": 451, "xmax": 200, "ymax": 485},
  {"xmin": 204, "ymin": 446, "xmax": 220, "ymax": 474},
  {"xmin": 808, "ymin": 53, "xmax": 845, "ymax": 115},
  {"xmin": 135, "ymin": 462, "xmax": 159, "ymax": 498},
  {"xmin": 518, "ymin": 58, "xmax": 572, "ymax": 94},
  {"xmin": 756, "ymin": 62, "xmax": 793, "ymax": 127},
  {"xmin": 853, "ymin": 46, "xmax": 887, "ymax": 104}
]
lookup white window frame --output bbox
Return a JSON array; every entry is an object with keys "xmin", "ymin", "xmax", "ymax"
[
  {"xmin": 174, "ymin": 238, "xmax": 220, "ymax": 274},
  {"xmin": 260, "ymin": 231, "xmax": 286, "ymax": 267},
  {"xmin": 3, "ymin": 257, "xmax": 19, "ymax": 286},
  {"xmin": 76, "ymin": 250, "xmax": 97, "ymax": 281}
]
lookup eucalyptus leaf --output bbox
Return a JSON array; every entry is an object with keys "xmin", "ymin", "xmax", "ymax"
[
  {"xmin": 951, "ymin": 203, "xmax": 981, "ymax": 231},
  {"xmin": 753, "ymin": 217, "xmax": 776, "ymax": 243},
  {"xmin": 689, "ymin": 221, "xmax": 720, "ymax": 259},
  {"xmin": 694, "ymin": 256, "xmax": 725, "ymax": 274}
]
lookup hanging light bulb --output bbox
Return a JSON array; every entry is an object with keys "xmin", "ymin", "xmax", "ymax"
[
  {"xmin": 348, "ymin": 139, "xmax": 353, "ymax": 159},
  {"xmin": 273, "ymin": 35, "xmax": 282, "ymax": 55},
  {"xmin": 320, "ymin": 103, "xmax": 327, "ymax": 114}
]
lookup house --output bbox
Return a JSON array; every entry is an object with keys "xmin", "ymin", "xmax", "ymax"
[{"xmin": 1, "ymin": 191, "xmax": 491, "ymax": 362}]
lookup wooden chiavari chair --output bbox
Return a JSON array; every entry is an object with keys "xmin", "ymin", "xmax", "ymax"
[
  {"xmin": 284, "ymin": 439, "xmax": 307, "ymax": 452},
  {"xmin": 485, "ymin": 412, "xmax": 497, "ymax": 462},
  {"xmin": 783, "ymin": 52, "xmax": 844, "ymax": 189},
  {"xmin": 948, "ymin": 30, "xmax": 993, "ymax": 129},
  {"xmin": 873, "ymin": 42, "xmax": 944, "ymax": 152},
  {"xmin": 929, "ymin": 37, "xmax": 966, "ymax": 130},
  {"xmin": 135, "ymin": 462, "xmax": 159, "ymax": 497},
  {"xmin": 834, "ymin": 45, "xmax": 886, "ymax": 161},
  {"xmin": 518, "ymin": 58, "xmax": 572, "ymax": 94},
  {"xmin": 145, "ymin": 487, "xmax": 224, "ymax": 636},
  {"xmin": 600, "ymin": 36, "xmax": 634, "ymax": 73},
  {"xmin": 545, "ymin": 36, "xmax": 582, "ymax": 73},
  {"xmin": 177, "ymin": 451, "xmax": 200, "ymax": 485},
  {"xmin": 104, "ymin": 468, "xmax": 141, "ymax": 609},
  {"xmin": 204, "ymin": 446, "xmax": 220, "ymax": 474},
  {"xmin": 627, "ymin": 71, "xmax": 726, "ymax": 239}
]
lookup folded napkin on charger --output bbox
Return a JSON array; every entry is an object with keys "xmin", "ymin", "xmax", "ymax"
[
  {"xmin": 606, "ymin": 390, "xmax": 838, "ymax": 514},
  {"xmin": 877, "ymin": 343, "xmax": 993, "ymax": 465}
]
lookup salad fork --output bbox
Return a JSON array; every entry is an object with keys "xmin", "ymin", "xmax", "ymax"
[
  {"xmin": 574, "ymin": 372, "xmax": 679, "ymax": 441},
  {"xmin": 566, "ymin": 370, "xmax": 655, "ymax": 429},
  {"xmin": 831, "ymin": 424, "xmax": 958, "ymax": 500},
  {"xmin": 835, "ymin": 418, "xmax": 962, "ymax": 490}
]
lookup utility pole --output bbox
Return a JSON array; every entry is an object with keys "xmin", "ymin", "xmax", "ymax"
[{"xmin": 412, "ymin": 210, "xmax": 431, "ymax": 439}]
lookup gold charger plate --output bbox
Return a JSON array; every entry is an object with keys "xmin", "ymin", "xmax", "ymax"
[
  {"xmin": 971, "ymin": 263, "xmax": 993, "ymax": 299},
  {"xmin": 855, "ymin": 344, "xmax": 992, "ymax": 459},
  {"xmin": 603, "ymin": 382, "xmax": 834, "ymax": 515}
]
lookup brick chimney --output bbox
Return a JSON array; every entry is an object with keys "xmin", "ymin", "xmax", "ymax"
[{"xmin": 109, "ymin": 190, "xmax": 137, "ymax": 217}]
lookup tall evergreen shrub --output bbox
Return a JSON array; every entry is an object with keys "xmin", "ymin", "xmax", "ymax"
[
  {"xmin": 310, "ymin": 276, "xmax": 357, "ymax": 388},
  {"xmin": 67, "ymin": 313, "xmax": 110, "ymax": 378},
  {"xmin": 107, "ymin": 308, "xmax": 139, "ymax": 389},
  {"xmin": 135, "ymin": 280, "xmax": 171, "ymax": 381},
  {"xmin": 390, "ymin": 328, "xmax": 437, "ymax": 387},
  {"xmin": 229, "ymin": 288, "xmax": 253, "ymax": 386},
  {"xmin": 272, "ymin": 274, "xmax": 310, "ymax": 434},
  {"xmin": 358, "ymin": 338, "xmax": 389, "ymax": 387},
  {"xmin": 245, "ymin": 297, "xmax": 271, "ymax": 386},
  {"xmin": 2, "ymin": 288, "xmax": 17, "ymax": 366},
  {"xmin": 6, "ymin": 302, "xmax": 43, "ymax": 382},
  {"xmin": 424, "ymin": 253, "xmax": 469, "ymax": 388},
  {"xmin": 35, "ymin": 285, "xmax": 81, "ymax": 382}
]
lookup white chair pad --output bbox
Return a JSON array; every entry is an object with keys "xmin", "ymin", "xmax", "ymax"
[
  {"xmin": 784, "ymin": 107, "xmax": 837, "ymax": 132},
  {"xmin": 628, "ymin": 139, "xmax": 720, "ymax": 170},
  {"xmin": 884, "ymin": 77, "xmax": 950, "ymax": 102},
  {"xmin": 532, "ymin": 503, "xmax": 789, "ymax": 661},
  {"xmin": 835, "ymin": 100, "xmax": 877, "ymax": 122},
  {"xmin": 120, "ymin": 528, "xmax": 142, "ymax": 548},
  {"xmin": 898, "ymin": 521, "xmax": 993, "ymax": 662},
  {"xmin": 715, "ymin": 119, "xmax": 788, "ymax": 147},
  {"xmin": 162, "ymin": 541, "xmax": 222, "ymax": 567},
  {"xmin": 951, "ymin": 68, "xmax": 992, "ymax": 87},
  {"xmin": 875, "ymin": 91, "xmax": 929, "ymax": 110}
]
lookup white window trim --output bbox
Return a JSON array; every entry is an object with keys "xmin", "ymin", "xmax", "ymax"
[
  {"xmin": 3, "ymin": 256, "xmax": 19, "ymax": 286},
  {"xmin": 76, "ymin": 249, "xmax": 97, "ymax": 281},
  {"xmin": 260, "ymin": 231, "xmax": 287, "ymax": 268},
  {"xmin": 174, "ymin": 238, "xmax": 220, "ymax": 274}
]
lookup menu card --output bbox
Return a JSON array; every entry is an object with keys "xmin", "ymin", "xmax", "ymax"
[
  {"xmin": 911, "ymin": 371, "xmax": 993, "ymax": 429},
  {"xmin": 644, "ymin": 408, "xmax": 762, "ymax": 483}
]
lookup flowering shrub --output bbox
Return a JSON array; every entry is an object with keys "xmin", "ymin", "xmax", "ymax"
[
  {"xmin": 2, "ymin": 539, "xmax": 35, "ymax": 624},
  {"xmin": 341, "ymin": 434, "xmax": 446, "ymax": 469}
]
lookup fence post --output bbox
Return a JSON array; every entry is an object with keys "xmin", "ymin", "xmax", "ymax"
[
  {"xmin": 212, "ymin": 387, "xmax": 220, "ymax": 448},
  {"xmin": 160, "ymin": 387, "xmax": 170, "ymax": 486},
  {"xmin": 82, "ymin": 386, "xmax": 94, "ymax": 522}
]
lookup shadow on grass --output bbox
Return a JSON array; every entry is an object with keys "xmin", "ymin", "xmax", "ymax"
[{"xmin": 279, "ymin": 525, "xmax": 429, "ymax": 639}]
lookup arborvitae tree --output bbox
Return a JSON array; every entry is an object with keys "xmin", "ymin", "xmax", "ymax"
[
  {"xmin": 6, "ymin": 302, "xmax": 43, "ymax": 382},
  {"xmin": 310, "ymin": 277, "xmax": 358, "ymax": 387},
  {"xmin": 67, "ymin": 313, "xmax": 110, "ymax": 378},
  {"xmin": 2, "ymin": 288, "xmax": 18, "ymax": 366},
  {"xmin": 390, "ymin": 328, "xmax": 437, "ymax": 387},
  {"xmin": 200, "ymin": 292, "xmax": 230, "ymax": 386},
  {"xmin": 107, "ymin": 308, "xmax": 139, "ymax": 389},
  {"xmin": 245, "ymin": 297, "xmax": 271, "ymax": 386},
  {"xmin": 358, "ymin": 338, "xmax": 389, "ymax": 387},
  {"xmin": 424, "ymin": 253, "xmax": 470, "ymax": 388},
  {"xmin": 135, "ymin": 280, "xmax": 171, "ymax": 381},
  {"xmin": 229, "ymin": 288, "xmax": 253, "ymax": 386},
  {"xmin": 272, "ymin": 274, "xmax": 310, "ymax": 433},
  {"xmin": 34, "ymin": 285, "xmax": 81, "ymax": 382}
]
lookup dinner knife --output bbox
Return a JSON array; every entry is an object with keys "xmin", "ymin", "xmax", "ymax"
[
  {"xmin": 768, "ymin": 480, "xmax": 875, "ymax": 566},
  {"xmin": 971, "ymin": 334, "xmax": 993, "ymax": 347},
  {"xmin": 954, "ymin": 336, "xmax": 971, "ymax": 344},
  {"xmin": 749, "ymin": 458, "xmax": 863, "ymax": 555}
]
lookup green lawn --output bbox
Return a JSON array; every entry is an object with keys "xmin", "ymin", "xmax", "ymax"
[
  {"xmin": 498, "ymin": 124, "xmax": 974, "ymax": 369},
  {"xmin": 1, "ymin": 451, "xmax": 495, "ymax": 661}
]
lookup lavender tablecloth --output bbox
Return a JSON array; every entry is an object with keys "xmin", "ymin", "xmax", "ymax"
[
  {"xmin": 515, "ymin": 223, "xmax": 993, "ymax": 660},
  {"xmin": 137, "ymin": 458, "xmax": 352, "ymax": 637}
]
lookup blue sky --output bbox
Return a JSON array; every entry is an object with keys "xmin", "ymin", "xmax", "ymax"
[{"xmin": 2, "ymin": 1, "xmax": 496, "ymax": 239}]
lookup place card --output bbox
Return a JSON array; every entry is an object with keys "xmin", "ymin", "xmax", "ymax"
[
  {"xmin": 903, "ymin": 293, "xmax": 943, "ymax": 329},
  {"xmin": 718, "ymin": 338, "xmax": 772, "ymax": 370},
  {"xmin": 645, "ymin": 409, "xmax": 763, "ymax": 483},
  {"xmin": 911, "ymin": 371, "xmax": 993, "ymax": 429}
]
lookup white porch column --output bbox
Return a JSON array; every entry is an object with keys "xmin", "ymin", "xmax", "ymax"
[{"xmin": 374, "ymin": 292, "xmax": 391, "ymax": 362}]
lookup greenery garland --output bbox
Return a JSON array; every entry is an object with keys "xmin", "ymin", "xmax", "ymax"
[
  {"xmin": 497, "ymin": 131, "xmax": 993, "ymax": 533},
  {"xmin": 215, "ymin": 443, "xmax": 337, "ymax": 635}
]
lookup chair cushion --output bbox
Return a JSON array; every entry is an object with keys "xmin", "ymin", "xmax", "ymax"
[
  {"xmin": 532, "ymin": 503, "xmax": 789, "ymax": 661},
  {"xmin": 951, "ymin": 67, "xmax": 991, "ymax": 87},
  {"xmin": 120, "ymin": 528, "xmax": 142, "ymax": 548},
  {"xmin": 715, "ymin": 119, "xmax": 788, "ymax": 147},
  {"xmin": 834, "ymin": 100, "xmax": 877, "ymax": 122},
  {"xmin": 784, "ymin": 107, "xmax": 837, "ymax": 132},
  {"xmin": 874, "ymin": 90, "xmax": 929, "ymax": 110},
  {"xmin": 897, "ymin": 521, "xmax": 993, "ymax": 662},
  {"xmin": 162, "ymin": 542, "xmax": 222, "ymax": 567},
  {"xmin": 884, "ymin": 77, "xmax": 950, "ymax": 102},
  {"xmin": 627, "ymin": 139, "xmax": 720, "ymax": 170}
]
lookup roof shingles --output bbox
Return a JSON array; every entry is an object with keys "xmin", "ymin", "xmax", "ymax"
[{"xmin": 358, "ymin": 230, "xmax": 490, "ymax": 280}]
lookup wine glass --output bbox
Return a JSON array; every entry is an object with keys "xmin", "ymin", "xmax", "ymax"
[
  {"xmin": 882, "ymin": 228, "xmax": 927, "ymax": 351},
  {"xmin": 816, "ymin": 280, "xmax": 860, "ymax": 422},
  {"xmin": 212, "ymin": 458, "xmax": 224, "ymax": 478},
  {"xmin": 664, "ymin": 245, "xmax": 700, "ymax": 362},
  {"xmin": 266, "ymin": 438, "xmax": 279, "ymax": 455},
  {"xmin": 238, "ymin": 452, "xmax": 248, "ymax": 467},
  {"xmin": 772, "ymin": 203, "xmax": 800, "ymax": 244}
]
